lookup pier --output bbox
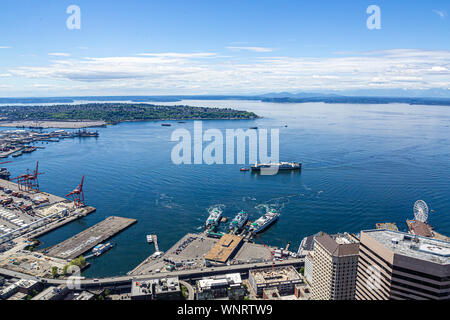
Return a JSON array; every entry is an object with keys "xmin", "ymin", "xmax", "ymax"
[
  {"xmin": 152, "ymin": 234, "xmax": 159, "ymax": 252},
  {"xmin": 42, "ymin": 216, "xmax": 137, "ymax": 260}
]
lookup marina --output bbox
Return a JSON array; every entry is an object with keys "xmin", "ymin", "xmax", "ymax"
[{"xmin": 0, "ymin": 129, "xmax": 99, "ymax": 159}]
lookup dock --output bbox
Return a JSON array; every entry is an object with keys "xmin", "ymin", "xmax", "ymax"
[
  {"xmin": 42, "ymin": 216, "xmax": 137, "ymax": 260},
  {"xmin": 152, "ymin": 235, "xmax": 159, "ymax": 252}
]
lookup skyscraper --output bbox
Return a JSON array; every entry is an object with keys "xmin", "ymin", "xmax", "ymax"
[
  {"xmin": 356, "ymin": 229, "xmax": 450, "ymax": 300},
  {"xmin": 311, "ymin": 233, "xmax": 360, "ymax": 300}
]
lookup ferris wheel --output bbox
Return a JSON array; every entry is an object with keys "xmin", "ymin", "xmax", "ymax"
[{"xmin": 413, "ymin": 200, "xmax": 429, "ymax": 223}]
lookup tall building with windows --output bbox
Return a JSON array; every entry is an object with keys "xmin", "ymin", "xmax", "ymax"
[
  {"xmin": 310, "ymin": 233, "xmax": 360, "ymax": 300},
  {"xmin": 355, "ymin": 230, "xmax": 450, "ymax": 300}
]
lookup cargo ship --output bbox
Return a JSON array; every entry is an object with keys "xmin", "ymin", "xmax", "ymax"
[
  {"xmin": 205, "ymin": 207, "xmax": 223, "ymax": 227},
  {"xmin": 251, "ymin": 162, "xmax": 301, "ymax": 172},
  {"xmin": 74, "ymin": 129, "xmax": 99, "ymax": 137},
  {"xmin": 229, "ymin": 210, "xmax": 249, "ymax": 231},
  {"xmin": 249, "ymin": 209, "xmax": 280, "ymax": 233},
  {"xmin": 92, "ymin": 242, "xmax": 114, "ymax": 257}
]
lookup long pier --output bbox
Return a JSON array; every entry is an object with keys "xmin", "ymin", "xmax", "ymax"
[
  {"xmin": 42, "ymin": 216, "xmax": 137, "ymax": 260},
  {"xmin": 152, "ymin": 234, "xmax": 159, "ymax": 252}
]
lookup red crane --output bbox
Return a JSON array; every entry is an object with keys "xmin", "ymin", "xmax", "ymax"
[
  {"xmin": 11, "ymin": 161, "xmax": 44, "ymax": 192},
  {"xmin": 28, "ymin": 161, "xmax": 44, "ymax": 191},
  {"xmin": 66, "ymin": 176, "xmax": 85, "ymax": 207}
]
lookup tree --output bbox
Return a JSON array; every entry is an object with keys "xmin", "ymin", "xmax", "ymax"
[
  {"xmin": 62, "ymin": 264, "xmax": 69, "ymax": 275},
  {"xmin": 181, "ymin": 285, "xmax": 189, "ymax": 299},
  {"xmin": 51, "ymin": 266, "xmax": 58, "ymax": 278}
]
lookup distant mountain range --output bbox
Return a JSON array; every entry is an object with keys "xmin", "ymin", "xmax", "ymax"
[{"xmin": 259, "ymin": 88, "xmax": 450, "ymax": 99}]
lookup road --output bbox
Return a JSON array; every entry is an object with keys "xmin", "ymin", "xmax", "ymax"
[{"xmin": 0, "ymin": 258, "xmax": 304, "ymax": 289}]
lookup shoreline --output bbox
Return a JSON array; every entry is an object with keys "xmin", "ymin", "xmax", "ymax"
[
  {"xmin": 0, "ymin": 117, "xmax": 260, "ymax": 129},
  {"xmin": 0, "ymin": 120, "xmax": 107, "ymax": 129}
]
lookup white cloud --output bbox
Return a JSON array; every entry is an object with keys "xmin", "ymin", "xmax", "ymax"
[
  {"xmin": 48, "ymin": 52, "xmax": 71, "ymax": 57},
  {"xmin": 433, "ymin": 10, "xmax": 447, "ymax": 19},
  {"xmin": 137, "ymin": 52, "xmax": 217, "ymax": 58},
  {"xmin": 227, "ymin": 46, "xmax": 275, "ymax": 53},
  {"xmin": 312, "ymin": 75, "xmax": 339, "ymax": 79},
  {"xmin": 6, "ymin": 49, "xmax": 450, "ymax": 94}
]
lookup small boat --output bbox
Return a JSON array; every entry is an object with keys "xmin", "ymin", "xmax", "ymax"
[
  {"xmin": 250, "ymin": 127, "xmax": 258, "ymax": 130},
  {"xmin": 92, "ymin": 242, "xmax": 114, "ymax": 257},
  {"xmin": 240, "ymin": 168, "xmax": 250, "ymax": 172},
  {"xmin": 12, "ymin": 152, "xmax": 23, "ymax": 158},
  {"xmin": 146, "ymin": 235, "xmax": 153, "ymax": 243},
  {"xmin": 161, "ymin": 123, "xmax": 172, "ymax": 127}
]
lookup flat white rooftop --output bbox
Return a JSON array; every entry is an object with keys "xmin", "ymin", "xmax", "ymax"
[
  {"xmin": 364, "ymin": 229, "xmax": 450, "ymax": 265},
  {"xmin": 198, "ymin": 273, "xmax": 242, "ymax": 290}
]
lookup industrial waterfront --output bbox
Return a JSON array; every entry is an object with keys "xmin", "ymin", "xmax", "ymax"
[{"xmin": 0, "ymin": 99, "xmax": 448, "ymax": 281}]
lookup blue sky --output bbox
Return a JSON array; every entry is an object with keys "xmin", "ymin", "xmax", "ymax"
[{"xmin": 0, "ymin": 0, "xmax": 448, "ymax": 96}]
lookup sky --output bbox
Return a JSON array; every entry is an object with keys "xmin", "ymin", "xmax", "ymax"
[{"xmin": 0, "ymin": 0, "xmax": 449, "ymax": 97}]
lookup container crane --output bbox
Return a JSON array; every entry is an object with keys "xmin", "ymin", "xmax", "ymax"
[
  {"xmin": 11, "ymin": 161, "xmax": 44, "ymax": 192},
  {"xmin": 66, "ymin": 176, "xmax": 85, "ymax": 207}
]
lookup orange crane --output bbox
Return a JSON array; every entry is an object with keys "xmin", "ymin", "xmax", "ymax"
[
  {"xmin": 28, "ymin": 161, "xmax": 44, "ymax": 191},
  {"xmin": 66, "ymin": 176, "xmax": 85, "ymax": 207},
  {"xmin": 11, "ymin": 161, "xmax": 44, "ymax": 191}
]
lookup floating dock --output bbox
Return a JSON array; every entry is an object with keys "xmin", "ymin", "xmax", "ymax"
[{"xmin": 42, "ymin": 216, "xmax": 136, "ymax": 260}]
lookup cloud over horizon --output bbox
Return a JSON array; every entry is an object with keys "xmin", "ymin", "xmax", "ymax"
[{"xmin": 4, "ymin": 49, "xmax": 450, "ymax": 95}]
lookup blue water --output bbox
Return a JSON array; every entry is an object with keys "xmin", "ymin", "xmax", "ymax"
[{"xmin": 2, "ymin": 100, "xmax": 449, "ymax": 277}]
